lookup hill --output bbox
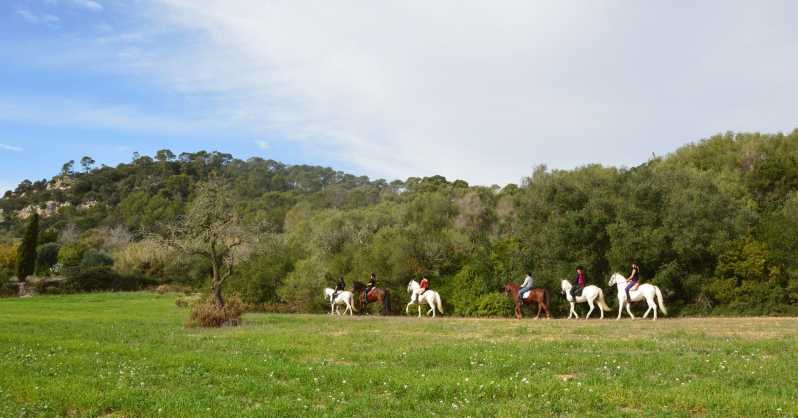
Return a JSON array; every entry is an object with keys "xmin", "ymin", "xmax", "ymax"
[{"xmin": 1, "ymin": 130, "xmax": 798, "ymax": 315}]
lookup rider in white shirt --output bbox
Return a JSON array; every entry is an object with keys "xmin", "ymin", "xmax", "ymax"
[{"xmin": 518, "ymin": 272, "xmax": 534, "ymax": 302}]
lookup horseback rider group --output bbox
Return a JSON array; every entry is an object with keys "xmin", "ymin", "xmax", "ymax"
[{"xmin": 518, "ymin": 263, "xmax": 641, "ymax": 304}]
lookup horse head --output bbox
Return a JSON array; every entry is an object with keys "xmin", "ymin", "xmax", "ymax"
[
  {"xmin": 503, "ymin": 283, "xmax": 516, "ymax": 296},
  {"xmin": 608, "ymin": 273, "xmax": 625, "ymax": 287},
  {"xmin": 407, "ymin": 280, "xmax": 418, "ymax": 293}
]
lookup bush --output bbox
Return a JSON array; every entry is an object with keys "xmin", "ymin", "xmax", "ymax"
[
  {"xmin": 155, "ymin": 284, "xmax": 192, "ymax": 294},
  {"xmin": 175, "ymin": 293, "xmax": 202, "ymax": 307},
  {"xmin": 0, "ymin": 243, "xmax": 17, "ymax": 271},
  {"xmin": 470, "ymin": 292, "xmax": 514, "ymax": 317},
  {"xmin": 187, "ymin": 295, "xmax": 246, "ymax": 327},
  {"xmin": 58, "ymin": 242, "xmax": 88, "ymax": 269},
  {"xmin": 36, "ymin": 243, "xmax": 60, "ymax": 275},
  {"xmin": 80, "ymin": 249, "xmax": 114, "ymax": 269},
  {"xmin": 65, "ymin": 267, "xmax": 143, "ymax": 292},
  {"xmin": 113, "ymin": 239, "xmax": 187, "ymax": 282}
]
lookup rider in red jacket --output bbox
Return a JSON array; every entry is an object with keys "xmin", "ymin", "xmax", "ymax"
[{"xmin": 419, "ymin": 277, "xmax": 429, "ymax": 295}]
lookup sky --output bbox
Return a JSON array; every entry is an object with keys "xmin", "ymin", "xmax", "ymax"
[{"xmin": 1, "ymin": 1, "xmax": 797, "ymax": 194}]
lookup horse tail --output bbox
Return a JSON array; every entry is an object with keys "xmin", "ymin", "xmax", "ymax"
[
  {"xmin": 435, "ymin": 293, "xmax": 445, "ymax": 315},
  {"xmin": 543, "ymin": 288, "xmax": 550, "ymax": 308},
  {"xmin": 383, "ymin": 289, "xmax": 391, "ymax": 315},
  {"xmin": 597, "ymin": 288, "xmax": 611, "ymax": 312},
  {"xmin": 350, "ymin": 293, "xmax": 358, "ymax": 313},
  {"xmin": 655, "ymin": 286, "xmax": 668, "ymax": 315}
]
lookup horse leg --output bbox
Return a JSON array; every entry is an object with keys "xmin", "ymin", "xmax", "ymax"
[
  {"xmin": 405, "ymin": 302, "xmax": 413, "ymax": 316},
  {"xmin": 586, "ymin": 299, "xmax": 594, "ymax": 320},
  {"xmin": 642, "ymin": 298, "xmax": 652, "ymax": 319},
  {"xmin": 625, "ymin": 301, "xmax": 635, "ymax": 319},
  {"xmin": 535, "ymin": 302, "xmax": 542, "ymax": 320},
  {"xmin": 617, "ymin": 300, "xmax": 623, "ymax": 320},
  {"xmin": 418, "ymin": 305, "xmax": 422, "ymax": 318}
]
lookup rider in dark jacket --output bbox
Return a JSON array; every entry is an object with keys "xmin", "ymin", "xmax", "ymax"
[
  {"xmin": 364, "ymin": 273, "xmax": 377, "ymax": 306},
  {"xmin": 333, "ymin": 277, "xmax": 345, "ymax": 299}
]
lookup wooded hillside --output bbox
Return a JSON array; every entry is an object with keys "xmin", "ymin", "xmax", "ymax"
[{"xmin": 2, "ymin": 131, "xmax": 797, "ymax": 315}]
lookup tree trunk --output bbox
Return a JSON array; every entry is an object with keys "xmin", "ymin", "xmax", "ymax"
[{"xmin": 211, "ymin": 262, "xmax": 225, "ymax": 308}]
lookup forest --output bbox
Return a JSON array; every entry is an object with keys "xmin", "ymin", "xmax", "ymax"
[{"xmin": 2, "ymin": 130, "xmax": 797, "ymax": 316}]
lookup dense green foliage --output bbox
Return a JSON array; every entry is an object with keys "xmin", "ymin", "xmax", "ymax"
[
  {"xmin": 0, "ymin": 293, "xmax": 796, "ymax": 417},
  {"xmin": 1, "ymin": 131, "xmax": 798, "ymax": 314},
  {"xmin": 15, "ymin": 213, "xmax": 38, "ymax": 282}
]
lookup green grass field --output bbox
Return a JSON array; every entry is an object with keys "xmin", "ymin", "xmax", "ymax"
[{"xmin": 1, "ymin": 293, "xmax": 796, "ymax": 417}]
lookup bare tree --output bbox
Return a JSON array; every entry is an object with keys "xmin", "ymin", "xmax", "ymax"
[
  {"xmin": 161, "ymin": 179, "xmax": 250, "ymax": 308},
  {"xmin": 58, "ymin": 223, "xmax": 80, "ymax": 244}
]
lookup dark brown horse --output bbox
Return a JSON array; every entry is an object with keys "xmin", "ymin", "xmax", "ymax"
[
  {"xmin": 504, "ymin": 282, "xmax": 551, "ymax": 319},
  {"xmin": 352, "ymin": 281, "xmax": 391, "ymax": 315}
]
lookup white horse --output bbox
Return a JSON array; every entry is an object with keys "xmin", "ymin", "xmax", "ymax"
[
  {"xmin": 323, "ymin": 288, "xmax": 357, "ymax": 316},
  {"xmin": 560, "ymin": 280, "xmax": 611, "ymax": 319},
  {"xmin": 405, "ymin": 280, "xmax": 445, "ymax": 318},
  {"xmin": 608, "ymin": 273, "xmax": 667, "ymax": 320}
]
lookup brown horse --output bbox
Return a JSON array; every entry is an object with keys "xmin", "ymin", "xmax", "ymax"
[
  {"xmin": 504, "ymin": 282, "xmax": 551, "ymax": 319},
  {"xmin": 352, "ymin": 281, "xmax": 391, "ymax": 315}
]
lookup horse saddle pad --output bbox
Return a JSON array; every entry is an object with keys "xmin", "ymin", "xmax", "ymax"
[{"xmin": 522, "ymin": 290, "xmax": 532, "ymax": 299}]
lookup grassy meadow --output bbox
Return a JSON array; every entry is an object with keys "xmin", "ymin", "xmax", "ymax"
[{"xmin": 0, "ymin": 292, "xmax": 796, "ymax": 417}]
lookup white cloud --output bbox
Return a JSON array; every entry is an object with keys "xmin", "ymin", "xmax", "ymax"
[
  {"xmin": 255, "ymin": 140, "xmax": 270, "ymax": 150},
  {"xmin": 71, "ymin": 0, "xmax": 103, "ymax": 12},
  {"xmin": 17, "ymin": 9, "xmax": 60, "ymax": 24},
  {"xmin": 130, "ymin": 1, "xmax": 798, "ymax": 185},
  {"xmin": 0, "ymin": 144, "xmax": 24, "ymax": 152}
]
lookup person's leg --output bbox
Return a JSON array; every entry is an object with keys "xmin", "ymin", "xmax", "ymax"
[{"xmin": 625, "ymin": 282, "xmax": 633, "ymax": 301}]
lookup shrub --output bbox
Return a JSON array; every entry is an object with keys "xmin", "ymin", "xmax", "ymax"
[
  {"xmin": 0, "ymin": 243, "xmax": 17, "ymax": 271},
  {"xmin": 58, "ymin": 241, "xmax": 88, "ymax": 269},
  {"xmin": 155, "ymin": 284, "xmax": 192, "ymax": 294},
  {"xmin": 36, "ymin": 243, "xmax": 60, "ymax": 275},
  {"xmin": 80, "ymin": 249, "xmax": 114, "ymax": 269},
  {"xmin": 187, "ymin": 295, "xmax": 246, "ymax": 327},
  {"xmin": 113, "ymin": 239, "xmax": 180, "ymax": 280},
  {"xmin": 175, "ymin": 293, "xmax": 202, "ymax": 307},
  {"xmin": 470, "ymin": 292, "xmax": 514, "ymax": 317},
  {"xmin": 65, "ymin": 267, "xmax": 143, "ymax": 292}
]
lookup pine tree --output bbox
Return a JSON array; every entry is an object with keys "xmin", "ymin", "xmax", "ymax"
[{"xmin": 16, "ymin": 213, "xmax": 39, "ymax": 282}]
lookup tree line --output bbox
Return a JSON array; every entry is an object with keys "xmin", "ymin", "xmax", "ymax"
[{"xmin": 1, "ymin": 130, "xmax": 797, "ymax": 316}]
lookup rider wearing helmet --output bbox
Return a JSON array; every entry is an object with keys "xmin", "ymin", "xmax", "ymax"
[
  {"xmin": 625, "ymin": 263, "xmax": 640, "ymax": 302},
  {"xmin": 364, "ymin": 273, "xmax": 377, "ymax": 306},
  {"xmin": 518, "ymin": 272, "xmax": 534, "ymax": 303},
  {"xmin": 333, "ymin": 276, "xmax": 345, "ymax": 300},
  {"xmin": 571, "ymin": 266, "xmax": 586, "ymax": 299}
]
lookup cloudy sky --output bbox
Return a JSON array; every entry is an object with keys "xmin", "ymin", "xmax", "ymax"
[{"xmin": 1, "ymin": 1, "xmax": 797, "ymax": 193}]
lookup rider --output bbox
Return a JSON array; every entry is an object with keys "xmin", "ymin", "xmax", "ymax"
[
  {"xmin": 419, "ymin": 276, "xmax": 429, "ymax": 293},
  {"xmin": 571, "ymin": 266, "xmax": 586, "ymax": 299},
  {"xmin": 364, "ymin": 273, "xmax": 377, "ymax": 306},
  {"xmin": 518, "ymin": 272, "xmax": 534, "ymax": 303},
  {"xmin": 333, "ymin": 276, "xmax": 345, "ymax": 300},
  {"xmin": 625, "ymin": 263, "xmax": 640, "ymax": 302}
]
